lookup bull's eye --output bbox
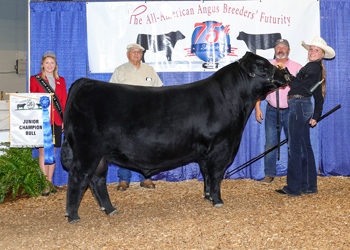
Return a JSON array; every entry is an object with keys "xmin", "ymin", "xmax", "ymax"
[{"xmin": 259, "ymin": 66, "xmax": 264, "ymax": 71}]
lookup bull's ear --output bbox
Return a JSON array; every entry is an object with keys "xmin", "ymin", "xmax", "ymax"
[
  {"xmin": 240, "ymin": 51, "xmax": 252, "ymax": 62},
  {"xmin": 240, "ymin": 58, "xmax": 253, "ymax": 75},
  {"xmin": 239, "ymin": 52, "xmax": 257, "ymax": 76}
]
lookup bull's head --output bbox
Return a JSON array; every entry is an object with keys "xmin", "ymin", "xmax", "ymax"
[{"xmin": 239, "ymin": 52, "xmax": 289, "ymax": 93}]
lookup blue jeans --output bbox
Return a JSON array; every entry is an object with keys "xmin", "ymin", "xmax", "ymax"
[
  {"xmin": 264, "ymin": 104, "xmax": 289, "ymax": 177},
  {"xmin": 283, "ymin": 98, "xmax": 318, "ymax": 195},
  {"xmin": 118, "ymin": 168, "xmax": 147, "ymax": 184}
]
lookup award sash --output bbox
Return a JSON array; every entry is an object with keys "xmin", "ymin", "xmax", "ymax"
[{"xmin": 34, "ymin": 75, "xmax": 64, "ymax": 123}]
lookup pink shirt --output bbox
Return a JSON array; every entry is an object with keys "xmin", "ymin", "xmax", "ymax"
[{"xmin": 266, "ymin": 59, "xmax": 303, "ymax": 108}]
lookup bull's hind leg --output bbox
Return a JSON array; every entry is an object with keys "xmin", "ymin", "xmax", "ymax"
[
  {"xmin": 66, "ymin": 168, "xmax": 93, "ymax": 224},
  {"xmin": 90, "ymin": 175, "xmax": 118, "ymax": 216},
  {"xmin": 89, "ymin": 161, "xmax": 118, "ymax": 217}
]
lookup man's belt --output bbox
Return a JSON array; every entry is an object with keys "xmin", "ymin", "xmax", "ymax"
[
  {"xmin": 288, "ymin": 94, "xmax": 310, "ymax": 100},
  {"xmin": 34, "ymin": 75, "xmax": 64, "ymax": 123},
  {"xmin": 268, "ymin": 103, "xmax": 288, "ymax": 110}
]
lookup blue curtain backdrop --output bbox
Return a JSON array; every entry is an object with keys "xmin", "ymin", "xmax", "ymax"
[
  {"xmin": 30, "ymin": 1, "xmax": 350, "ymax": 186},
  {"xmin": 30, "ymin": 2, "xmax": 88, "ymax": 185},
  {"xmin": 319, "ymin": 0, "xmax": 350, "ymax": 176}
]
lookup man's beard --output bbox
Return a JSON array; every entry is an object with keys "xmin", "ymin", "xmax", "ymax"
[{"xmin": 275, "ymin": 52, "xmax": 288, "ymax": 60}]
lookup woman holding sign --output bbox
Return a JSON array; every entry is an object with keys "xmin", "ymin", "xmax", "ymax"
[{"xmin": 30, "ymin": 51, "xmax": 67, "ymax": 196}]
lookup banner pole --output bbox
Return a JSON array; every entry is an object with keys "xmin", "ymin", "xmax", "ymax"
[
  {"xmin": 27, "ymin": 0, "xmax": 31, "ymax": 93},
  {"xmin": 8, "ymin": 94, "xmax": 11, "ymax": 143}
]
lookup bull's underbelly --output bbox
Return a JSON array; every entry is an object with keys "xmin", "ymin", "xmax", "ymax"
[
  {"xmin": 102, "ymin": 128, "xmax": 206, "ymax": 172},
  {"xmin": 107, "ymin": 147, "xmax": 197, "ymax": 177}
]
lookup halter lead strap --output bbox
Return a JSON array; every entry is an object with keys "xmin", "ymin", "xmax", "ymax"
[{"xmin": 276, "ymin": 88, "xmax": 281, "ymax": 160}]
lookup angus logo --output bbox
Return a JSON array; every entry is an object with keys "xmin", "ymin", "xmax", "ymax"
[
  {"xmin": 15, "ymin": 99, "xmax": 40, "ymax": 110},
  {"xmin": 191, "ymin": 21, "xmax": 231, "ymax": 69}
]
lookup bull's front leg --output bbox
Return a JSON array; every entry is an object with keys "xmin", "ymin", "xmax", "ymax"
[
  {"xmin": 208, "ymin": 163, "xmax": 226, "ymax": 207},
  {"xmin": 66, "ymin": 170, "xmax": 92, "ymax": 224},
  {"xmin": 198, "ymin": 161, "xmax": 211, "ymax": 202},
  {"xmin": 210, "ymin": 176, "xmax": 224, "ymax": 207}
]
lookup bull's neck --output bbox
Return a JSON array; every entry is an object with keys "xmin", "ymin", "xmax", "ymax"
[{"xmin": 219, "ymin": 63, "xmax": 263, "ymax": 122}]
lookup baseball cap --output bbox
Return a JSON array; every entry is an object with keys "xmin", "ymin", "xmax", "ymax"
[
  {"xmin": 275, "ymin": 39, "xmax": 290, "ymax": 48},
  {"xmin": 127, "ymin": 43, "xmax": 145, "ymax": 51}
]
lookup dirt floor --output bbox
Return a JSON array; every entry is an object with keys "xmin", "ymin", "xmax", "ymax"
[{"xmin": 0, "ymin": 176, "xmax": 349, "ymax": 249}]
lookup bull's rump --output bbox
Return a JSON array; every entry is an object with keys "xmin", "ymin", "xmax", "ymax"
[{"xmin": 65, "ymin": 78, "xmax": 235, "ymax": 175}]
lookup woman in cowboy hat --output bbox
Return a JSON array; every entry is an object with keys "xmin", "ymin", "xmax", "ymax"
[{"xmin": 275, "ymin": 37, "xmax": 335, "ymax": 197}]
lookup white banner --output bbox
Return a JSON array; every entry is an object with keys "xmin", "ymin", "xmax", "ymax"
[
  {"xmin": 9, "ymin": 93, "xmax": 52, "ymax": 148},
  {"xmin": 87, "ymin": 0, "xmax": 320, "ymax": 73}
]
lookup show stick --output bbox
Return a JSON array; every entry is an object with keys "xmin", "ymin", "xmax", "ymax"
[{"xmin": 224, "ymin": 104, "xmax": 341, "ymax": 179}]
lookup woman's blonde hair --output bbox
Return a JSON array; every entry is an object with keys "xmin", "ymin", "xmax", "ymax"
[
  {"xmin": 41, "ymin": 51, "xmax": 59, "ymax": 80},
  {"xmin": 318, "ymin": 48, "xmax": 326, "ymax": 98}
]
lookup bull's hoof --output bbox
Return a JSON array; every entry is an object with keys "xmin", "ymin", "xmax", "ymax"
[
  {"xmin": 102, "ymin": 205, "xmax": 117, "ymax": 216},
  {"xmin": 108, "ymin": 209, "xmax": 119, "ymax": 216},
  {"xmin": 213, "ymin": 203, "xmax": 224, "ymax": 207},
  {"xmin": 64, "ymin": 211, "xmax": 69, "ymax": 217},
  {"xmin": 68, "ymin": 217, "xmax": 81, "ymax": 224},
  {"xmin": 204, "ymin": 195, "xmax": 212, "ymax": 202}
]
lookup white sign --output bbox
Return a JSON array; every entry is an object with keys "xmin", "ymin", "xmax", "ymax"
[
  {"xmin": 9, "ymin": 93, "xmax": 52, "ymax": 148},
  {"xmin": 87, "ymin": 0, "xmax": 320, "ymax": 73}
]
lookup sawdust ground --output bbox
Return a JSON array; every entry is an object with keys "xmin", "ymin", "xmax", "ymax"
[{"xmin": 0, "ymin": 176, "xmax": 349, "ymax": 249}]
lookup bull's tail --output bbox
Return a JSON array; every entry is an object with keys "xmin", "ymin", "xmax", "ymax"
[
  {"xmin": 61, "ymin": 78, "xmax": 92, "ymax": 170},
  {"xmin": 60, "ymin": 136, "xmax": 73, "ymax": 170}
]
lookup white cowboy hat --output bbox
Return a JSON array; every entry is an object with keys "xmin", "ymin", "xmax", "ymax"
[{"xmin": 302, "ymin": 37, "xmax": 335, "ymax": 59}]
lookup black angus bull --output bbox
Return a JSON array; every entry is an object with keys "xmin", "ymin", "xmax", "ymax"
[
  {"xmin": 237, "ymin": 31, "xmax": 281, "ymax": 54},
  {"xmin": 136, "ymin": 30, "xmax": 185, "ymax": 62},
  {"xmin": 61, "ymin": 52, "xmax": 289, "ymax": 224}
]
